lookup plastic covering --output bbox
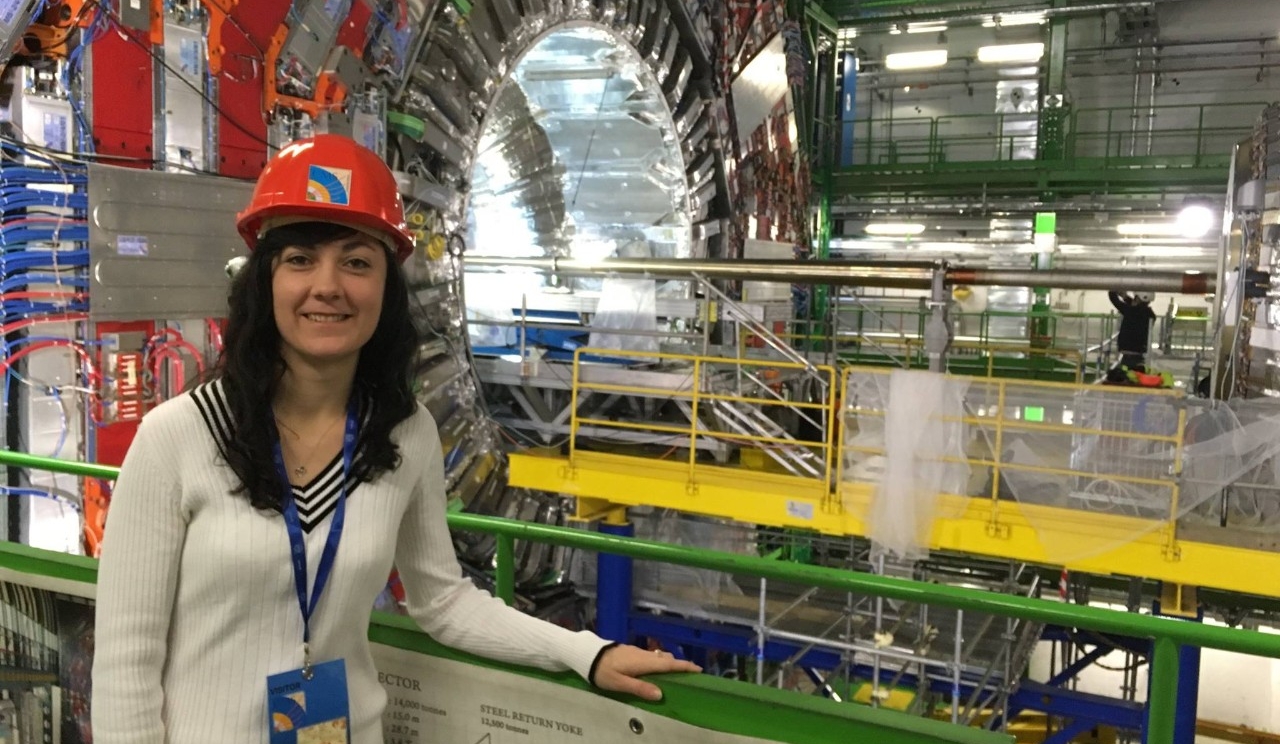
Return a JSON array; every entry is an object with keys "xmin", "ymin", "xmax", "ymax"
[
  {"xmin": 588, "ymin": 277, "xmax": 659, "ymax": 353},
  {"xmin": 842, "ymin": 370, "xmax": 1280, "ymax": 563},
  {"xmin": 1179, "ymin": 398, "xmax": 1280, "ymax": 531},
  {"xmin": 463, "ymin": 273, "xmax": 517, "ymax": 347},
  {"xmin": 845, "ymin": 370, "xmax": 971, "ymax": 560},
  {"xmin": 569, "ymin": 509, "xmax": 747, "ymax": 619}
]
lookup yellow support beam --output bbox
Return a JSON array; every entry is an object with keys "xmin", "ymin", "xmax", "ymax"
[{"xmin": 509, "ymin": 452, "xmax": 1280, "ymax": 600}]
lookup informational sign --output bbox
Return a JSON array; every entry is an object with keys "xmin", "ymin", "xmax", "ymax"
[{"xmin": 372, "ymin": 644, "xmax": 778, "ymax": 744}]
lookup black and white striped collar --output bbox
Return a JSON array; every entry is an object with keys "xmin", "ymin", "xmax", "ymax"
[{"xmin": 190, "ymin": 380, "xmax": 366, "ymax": 532}]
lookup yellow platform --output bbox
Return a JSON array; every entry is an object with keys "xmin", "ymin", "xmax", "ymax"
[{"xmin": 509, "ymin": 451, "xmax": 1280, "ymax": 600}]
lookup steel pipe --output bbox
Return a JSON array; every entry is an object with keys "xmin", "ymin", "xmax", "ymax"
[
  {"xmin": 466, "ymin": 256, "xmax": 939, "ymax": 288},
  {"xmin": 464, "ymin": 256, "xmax": 1216, "ymax": 294},
  {"xmin": 946, "ymin": 268, "xmax": 1213, "ymax": 294}
]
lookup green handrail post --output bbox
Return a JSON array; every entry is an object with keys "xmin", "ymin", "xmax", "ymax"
[
  {"xmin": 1195, "ymin": 105, "xmax": 1206, "ymax": 166},
  {"xmin": 1065, "ymin": 105, "xmax": 1077, "ymax": 160},
  {"xmin": 863, "ymin": 115, "xmax": 872, "ymax": 165},
  {"xmin": 0, "ymin": 449, "xmax": 119, "ymax": 480},
  {"xmin": 1146, "ymin": 637, "xmax": 1180, "ymax": 744},
  {"xmin": 929, "ymin": 117, "xmax": 939, "ymax": 165},
  {"xmin": 495, "ymin": 533, "xmax": 515, "ymax": 605}
]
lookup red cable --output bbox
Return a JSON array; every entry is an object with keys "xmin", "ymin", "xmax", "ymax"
[
  {"xmin": 1, "ymin": 340, "xmax": 102, "ymax": 390},
  {"xmin": 0, "ymin": 313, "xmax": 89, "ymax": 337},
  {"xmin": 205, "ymin": 318, "xmax": 225, "ymax": 356},
  {"xmin": 150, "ymin": 349, "xmax": 186, "ymax": 392},
  {"xmin": 0, "ymin": 291, "xmax": 85, "ymax": 302},
  {"xmin": 148, "ymin": 339, "xmax": 207, "ymax": 375}
]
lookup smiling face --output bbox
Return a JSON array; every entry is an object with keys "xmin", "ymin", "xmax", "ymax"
[{"xmin": 271, "ymin": 230, "xmax": 389, "ymax": 370}]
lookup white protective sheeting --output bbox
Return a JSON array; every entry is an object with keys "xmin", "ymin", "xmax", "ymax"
[
  {"xmin": 842, "ymin": 368, "xmax": 1280, "ymax": 565},
  {"xmin": 464, "ymin": 272, "xmax": 525, "ymax": 347},
  {"xmin": 588, "ymin": 277, "xmax": 659, "ymax": 353},
  {"xmin": 866, "ymin": 370, "xmax": 971, "ymax": 560}
]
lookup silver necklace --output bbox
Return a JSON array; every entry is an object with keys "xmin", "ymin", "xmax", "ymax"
[{"xmin": 276, "ymin": 414, "xmax": 343, "ymax": 479}]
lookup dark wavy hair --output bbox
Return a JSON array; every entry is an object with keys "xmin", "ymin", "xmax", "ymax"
[{"xmin": 215, "ymin": 221, "xmax": 419, "ymax": 511}]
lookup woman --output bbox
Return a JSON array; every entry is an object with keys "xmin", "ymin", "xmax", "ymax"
[{"xmin": 91, "ymin": 134, "xmax": 698, "ymax": 743}]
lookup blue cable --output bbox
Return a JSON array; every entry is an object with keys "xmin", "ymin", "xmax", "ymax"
[
  {"xmin": 0, "ymin": 487, "xmax": 80, "ymax": 514},
  {"xmin": 0, "ymin": 162, "xmax": 92, "ymax": 467},
  {"xmin": 3, "ymin": 336, "xmax": 103, "ymax": 353},
  {"xmin": 0, "ymin": 276, "xmax": 87, "ymax": 292}
]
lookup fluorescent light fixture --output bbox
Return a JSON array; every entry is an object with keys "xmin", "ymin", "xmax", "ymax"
[
  {"xmin": 907, "ymin": 22, "xmax": 947, "ymax": 33},
  {"xmin": 1116, "ymin": 223, "xmax": 1185, "ymax": 237},
  {"xmin": 1176, "ymin": 203, "xmax": 1215, "ymax": 238},
  {"xmin": 983, "ymin": 11, "xmax": 1047, "ymax": 27},
  {"xmin": 885, "ymin": 49, "xmax": 948, "ymax": 70},
  {"xmin": 865, "ymin": 222, "xmax": 927, "ymax": 236},
  {"xmin": 977, "ymin": 43, "xmax": 1045, "ymax": 64},
  {"xmin": 1132, "ymin": 246, "xmax": 1212, "ymax": 258}
]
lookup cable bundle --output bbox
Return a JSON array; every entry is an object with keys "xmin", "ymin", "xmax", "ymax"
[{"xmin": 0, "ymin": 142, "xmax": 93, "ymax": 473}]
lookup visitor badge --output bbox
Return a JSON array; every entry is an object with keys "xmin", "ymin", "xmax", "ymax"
[{"xmin": 267, "ymin": 658, "xmax": 351, "ymax": 743}]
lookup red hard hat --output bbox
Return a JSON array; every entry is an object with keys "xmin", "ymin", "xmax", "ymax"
[{"xmin": 236, "ymin": 134, "xmax": 415, "ymax": 263}]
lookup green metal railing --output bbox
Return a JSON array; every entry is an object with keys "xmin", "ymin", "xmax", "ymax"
[
  {"xmin": 848, "ymin": 102, "xmax": 1262, "ymax": 169},
  {"xmin": 4, "ymin": 449, "xmax": 1280, "ymax": 744}
]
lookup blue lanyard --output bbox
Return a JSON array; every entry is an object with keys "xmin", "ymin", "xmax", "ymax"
[{"xmin": 271, "ymin": 399, "xmax": 359, "ymax": 677}]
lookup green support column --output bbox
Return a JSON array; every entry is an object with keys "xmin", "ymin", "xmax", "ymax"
[
  {"xmin": 1146, "ymin": 637, "xmax": 1180, "ymax": 744},
  {"xmin": 495, "ymin": 533, "xmax": 515, "ymax": 605},
  {"xmin": 803, "ymin": 0, "xmax": 838, "ymax": 349},
  {"xmin": 1038, "ymin": 0, "xmax": 1070, "ymax": 162},
  {"xmin": 1031, "ymin": 212, "xmax": 1056, "ymax": 347}
]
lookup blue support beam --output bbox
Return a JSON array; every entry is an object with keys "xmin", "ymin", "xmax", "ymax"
[
  {"xmin": 1173, "ymin": 642, "xmax": 1201, "ymax": 744},
  {"xmin": 596, "ymin": 521, "xmax": 634, "ymax": 642},
  {"xmin": 839, "ymin": 52, "xmax": 858, "ymax": 168},
  {"xmin": 1046, "ymin": 645, "xmax": 1112, "ymax": 689},
  {"xmin": 1041, "ymin": 626, "xmax": 1151, "ymax": 657},
  {"xmin": 630, "ymin": 613, "xmax": 843, "ymax": 670},
  {"xmin": 1044, "ymin": 717, "xmax": 1097, "ymax": 744},
  {"xmin": 1010, "ymin": 682, "xmax": 1145, "ymax": 732}
]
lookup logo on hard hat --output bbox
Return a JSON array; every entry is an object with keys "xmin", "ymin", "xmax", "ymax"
[{"xmin": 306, "ymin": 165, "xmax": 352, "ymax": 206}]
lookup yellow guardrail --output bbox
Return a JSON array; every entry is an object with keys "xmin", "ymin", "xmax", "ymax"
[
  {"xmin": 836, "ymin": 367, "xmax": 1188, "ymax": 553},
  {"xmin": 568, "ymin": 348, "xmax": 1187, "ymax": 545},
  {"xmin": 738, "ymin": 331, "xmax": 1087, "ymax": 382},
  {"xmin": 564, "ymin": 348, "xmax": 1190, "ymax": 553},
  {"xmin": 568, "ymin": 348, "xmax": 839, "ymax": 486}
]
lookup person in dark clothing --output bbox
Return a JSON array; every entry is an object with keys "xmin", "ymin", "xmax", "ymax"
[{"xmin": 1109, "ymin": 291, "xmax": 1157, "ymax": 371}]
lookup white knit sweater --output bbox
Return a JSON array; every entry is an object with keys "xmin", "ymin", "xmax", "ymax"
[{"xmin": 92, "ymin": 382, "xmax": 609, "ymax": 743}]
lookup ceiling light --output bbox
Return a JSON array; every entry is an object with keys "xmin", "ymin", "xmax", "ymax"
[
  {"xmin": 977, "ymin": 43, "xmax": 1045, "ymax": 64},
  {"xmin": 1116, "ymin": 223, "xmax": 1184, "ymax": 237},
  {"xmin": 906, "ymin": 22, "xmax": 948, "ymax": 34},
  {"xmin": 987, "ymin": 11, "xmax": 1047, "ymax": 27},
  {"xmin": 1176, "ymin": 203, "xmax": 1215, "ymax": 238},
  {"xmin": 865, "ymin": 222, "xmax": 927, "ymax": 236},
  {"xmin": 1132, "ymin": 246, "xmax": 1212, "ymax": 258},
  {"xmin": 885, "ymin": 50, "xmax": 948, "ymax": 70}
]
